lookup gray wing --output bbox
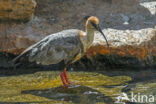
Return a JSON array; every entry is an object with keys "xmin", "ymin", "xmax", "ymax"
[{"xmin": 13, "ymin": 29, "xmax": 84, "ymax": 65}]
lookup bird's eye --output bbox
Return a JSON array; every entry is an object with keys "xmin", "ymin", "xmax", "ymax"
[{"xmin": 91, "ymin": 22, "xmax": 97, "ymax": 29}]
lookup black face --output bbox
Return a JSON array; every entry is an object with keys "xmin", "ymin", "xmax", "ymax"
[{"xmin": 91, "ymin": 22, "xmax": 110, "ymax": 49}]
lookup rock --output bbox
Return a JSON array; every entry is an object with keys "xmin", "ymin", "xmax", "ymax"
[
  {"xmin": 140, "ymin": 1, "xmax": 156, "ymax": 15},
  {"xmin": 0, "ymin": 0, "xmax": 156, "ymax": 68},
  {"xmin": 86, "ymin": 28, "xmax": 156, "ymax": 60},
  {"xmin": 0, "ymin": 0, "xmax": 36, "ymax": 21},
  {"xmin": 0, "ymin": 20, "xmax": 50, "ymax": 55}
]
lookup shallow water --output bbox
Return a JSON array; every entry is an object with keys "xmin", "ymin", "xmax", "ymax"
[{"xmin": 0, "ymin": 68, "xmax": 155, "ymax": 104}]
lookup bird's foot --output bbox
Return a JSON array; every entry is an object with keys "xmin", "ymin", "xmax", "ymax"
[{"xmin": 68, "ymin": 81, "xmax": 75, "ymax": 86}]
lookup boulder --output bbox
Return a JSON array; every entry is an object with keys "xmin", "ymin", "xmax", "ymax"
[
  {"xmin": 87, "ymin": 28, "xmax": 156, "ymax": 60},
  {"xmin": 0, "ymin": 0, "xmax": 36, "ymax": 21}
]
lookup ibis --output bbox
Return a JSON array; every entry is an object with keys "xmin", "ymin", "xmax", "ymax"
[{"xmin": 13, "ymin": 16, "xmax": 109, "ymax": 88}]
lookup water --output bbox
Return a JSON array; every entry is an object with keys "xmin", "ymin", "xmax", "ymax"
[{"xmin": 0, "ymin": 68, "xmax": 155, "ymax": 104}]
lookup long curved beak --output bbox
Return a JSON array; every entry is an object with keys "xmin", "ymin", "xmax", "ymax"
[{"xmin": 92, "ymin": 23, "xmax": 110, "ymax": 49}]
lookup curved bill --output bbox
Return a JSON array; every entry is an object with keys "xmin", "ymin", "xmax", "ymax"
[
  {"xmin": 97, "ymin": 26, "xmax": 110, "ymax": 49},
  {"xmin": 92, "ymin": 23, "xmax": 110, "ymax": 49}
]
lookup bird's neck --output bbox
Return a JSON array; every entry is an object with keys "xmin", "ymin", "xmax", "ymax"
[
  {"xmin": 79, "ymin": 22, "xmax": 95, "ymax": 52},
  {"xmin": 85, "ymin": 28, "xmax": 95, "ymax": 47}
]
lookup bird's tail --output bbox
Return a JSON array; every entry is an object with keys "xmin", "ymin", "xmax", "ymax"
[
  {"xmin": 12, "ymin": 54, "xmax": 23, "ymax": 63},
  {"xmin": 12, "ymin": 56, "xmax": 22, "ymax": 68},
  {"xmin": 11, "ymin": 50, "xmax": 30, "ymax": 68}
]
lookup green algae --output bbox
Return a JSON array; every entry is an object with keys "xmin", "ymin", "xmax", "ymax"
[{"xmin": 0, "ymin": 71, "xmax": 131, "ymax": 103}]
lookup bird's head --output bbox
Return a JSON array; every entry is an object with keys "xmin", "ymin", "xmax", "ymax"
[
  {"xmin": 84, "ymin": 16, "xmax": 110, "ymax": 49},
  {"xmin": 85, "ymin": 16, "xmax": 99, "ymax": 29}
]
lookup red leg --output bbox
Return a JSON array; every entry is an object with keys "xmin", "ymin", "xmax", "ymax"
[
  {"xmin": 60, "ymin": 72, "xmax": 67, "ymax": 88},
  {"xmin": 63, "ymin": 68, "xmax": 75, "ymax": 86},
  {"xmin": 63, "ymin": 68, "xmax": 69, "ymax": 84}
]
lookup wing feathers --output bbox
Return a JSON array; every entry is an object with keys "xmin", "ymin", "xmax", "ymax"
[{"xmin": 12, "ymin": 29, "xmax": 84, "ymax": 66}]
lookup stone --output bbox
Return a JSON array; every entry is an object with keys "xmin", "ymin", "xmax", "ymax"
[
  {"xmin": 0, "ymin": 0, "xmax": 156, "ymax": 68},
  {"xmin": 86, "ymin": 28, "xmax": 156, "ymax": 60},
  {"xmin": 0, "ymin": 0, "xmax": 36, "ymax": 21}
]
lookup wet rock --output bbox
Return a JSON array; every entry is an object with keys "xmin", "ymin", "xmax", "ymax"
[{"xmin": 0, "ymin": 0, "xmax": 36, "ymax": 21}]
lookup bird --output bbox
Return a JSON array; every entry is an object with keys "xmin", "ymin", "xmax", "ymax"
[{"xmin": 13, "ymin": 16, "xmax": 109, "ymax": 88}]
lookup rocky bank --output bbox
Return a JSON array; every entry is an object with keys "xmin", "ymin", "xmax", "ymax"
[{"xmin": 0, "ymin": 0, "xmax": 155, "ymax": 69}]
